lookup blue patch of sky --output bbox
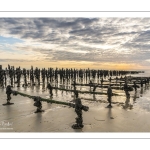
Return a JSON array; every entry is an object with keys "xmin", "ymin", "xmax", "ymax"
[
  {"xmin": 0, "ymin": 36, "xmax": 23, "ymax": 44},
  {"xmin": 0, "ymin": 36, "xmax": 24, "ymax": 52}
]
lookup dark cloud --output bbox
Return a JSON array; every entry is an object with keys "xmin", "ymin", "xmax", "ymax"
[
  {"xmin": 69, "ymin": 26, "xmax": 116, "ymax": 37},
  {"xmin": 121, "ymin": 29, "xmax": 150, "ymax": 55},
  {"xmin": 134, "ymin": 30, "xmax": 150, "ymax": 43},
  {"xmin": 113, "ymin": 31, "xmax": 138, "ymax": 37}
]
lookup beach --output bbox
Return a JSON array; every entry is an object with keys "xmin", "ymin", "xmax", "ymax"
[{"xmin": 0, "ymin": 71, "xmax": 150, "ymax": 132}]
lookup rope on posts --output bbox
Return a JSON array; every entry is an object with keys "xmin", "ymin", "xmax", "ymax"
[
  {"xmin": 3, "ymin": 85, "xmax": 89, "ymax": 109},
  {"xmin": 52, "ymin": 86, "xmax": 120, "ymax": 96},
  {"xmin": 12, "ymin": 91, "xmax": 76, "ymax": 108},
  {"xmin": 3, "ymin": 86, "xmax": 90, "ymax": 129},
  {"xmin": 14, "ymin": 91, "xmax": 90, "ymax": 127}
]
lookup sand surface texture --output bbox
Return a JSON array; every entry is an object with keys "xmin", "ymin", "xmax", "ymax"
[{"xmin": 0, "ymin": 76, "xmax": 150, "ymax": 132}]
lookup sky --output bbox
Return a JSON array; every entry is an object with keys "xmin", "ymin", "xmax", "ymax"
[{"xmin": 0, "ymin": 18, "xmax": 150, "ymax": 70}]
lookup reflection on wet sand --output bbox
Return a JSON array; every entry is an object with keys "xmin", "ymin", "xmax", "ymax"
[
  {"xmin": 93, "ymin": 94, "xmax": 96, "ymax": 101},
  {"xmin": 140, "ymin": 87, "xmax": 144, "ymax": 97},
  {"xmin": 42, "ymin": 83, "xmax": 45, "ymax": 90},
  {"xmin": 122, "ymin": 96, "xmax": 133, "ymax": 110},
  {"xmin": 133, "ymin": 91, "xmax": 137, "ymax": 103},
  {"xmin": 107, "ymin": 107, "xmax": 113, "ymax": 119},
  {"xmin": 33, "ymin": 113, "xmax": 43, "ymax": 130}
]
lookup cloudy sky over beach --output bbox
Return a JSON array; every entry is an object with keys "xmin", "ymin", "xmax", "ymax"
[{"xmin": 1, "ymin": 18, "xmax": 150, "ymax": 70}]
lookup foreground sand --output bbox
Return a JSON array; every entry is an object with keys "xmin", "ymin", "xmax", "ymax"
[{"xmin": 0, "ymin": 87, "xmax": 150, "ymax": 132}]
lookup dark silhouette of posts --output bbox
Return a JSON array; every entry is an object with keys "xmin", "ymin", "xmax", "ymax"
[
  {"xmin": 47, "ymin": 83, "xmax": 53, "ymax": 97},
  {"xmin": 89, "ymin": 80, "xmax": 93, "ymax": 90},
  {"xmin": 107, "ymin": 85, "xmax": 112, "ymax": 108},
  {"xmin": 9, "ymin": 68, "xmax": 14, "ymax": 86},
  {"xmin": 123, "ymin": 81, "xmax": 130, "ymax": 98},
  {"xmin": 3, "ymin": 85, "xmax": 17, "ymax": 105},
  {"xmin": 16, "ymin": 67, "xmax": 21, "ymax": 87},
  {"xmin": 33, "ymin": 96, "xmax": 44, "ymax": 113},
  {"xmin": 0, "ymin": 68, "xmax": 4, "ymax": 87},
  {"xmin": 140, "ymin": 79, "xmax": 143, "ymax": 88},
  {"xmin": 101, "ymin": 77, "xmax": 104, "ymax": 87},
  {"xmin": 72, "ymin": 80, "xmax": 76, "ymax": 91},
  {"xmin": 30, "ymin": 66, "xmax": 34, "ymax": 85},
  {"xmin": 72, "ymin": 91, "xmax": 89, "ymax": 129},
  {"xmin": 132, "ymin": 81, "xmax": 139, "ymax": 92},
  {"xmin": 22, "ymin": 68, "xmax": 27, "ymax": 87},
  {"xmin": 93, "ymin": 84, "xmax": 97, "ymax": 92}
]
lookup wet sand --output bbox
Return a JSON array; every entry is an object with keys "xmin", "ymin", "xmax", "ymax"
[{"xmin": 1, "ymin": 84, "xmax": 150, "ymax": 132}]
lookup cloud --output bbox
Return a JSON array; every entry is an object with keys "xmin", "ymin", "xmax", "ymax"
[{"xmin": 0, "ymin": 18, "xmax": 150, "ymax": 69}]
